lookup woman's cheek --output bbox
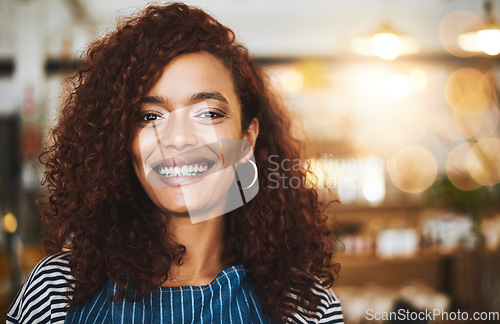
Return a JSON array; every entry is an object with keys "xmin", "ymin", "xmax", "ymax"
[{"xmin": 135, "ymin": 136, "xmax": 158, "ymax": 171}]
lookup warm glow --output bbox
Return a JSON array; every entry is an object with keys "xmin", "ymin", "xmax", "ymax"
[
  {"xmin": 389, "ymin": 146, "xmax": 438, "ymax": 194},
  {"xmin": 377, "ymin": 229, "xmax": 419, "ymax": 258},
  {"xmin": 2, "ymin": 212, "xmax": 18, "ymax": 233},
  {"xmin": 278, "ymin": 69, "xmax": 303, "ymax": 93},
  {"xmin": 331, "ymin": 160, "xmax": 358, "ymax": 204},
  {"xmin": 297, "ymin": 61, "xmax": 328, "ymax": 89},
  {"xmin": 395, "ymin": 104, "xmax": 429, "ymax": 144},
  {"xmin": 385, "ymin": 74, "xmax": 410, "ymax": 99},
  {"xmin": 409, "ymin": 69, "xmax": 428, "ymax": 92},
  {"xmin": 356, "ymin": 124, "xmax": 404, "ymax": 158},
  {"xmin": 351, "ymin": 31, "xmax": 419, "ymax": 59},
  {"xmin": 446, "ymin": 142, "xmax": 482, "ymax": 191},
  {"xmin": 307, "ymin": 159, "xmax": 325, "ymax": 188},
  {"xmin": 477, "ymin": 29, "xmax": 500, "ymax": 55},
  {"xmin": 348, "ymin": 66, "xmax": 386, "ymax": 104},
  {"xmin": 338, "ymin": 178, "xmax": 357, "ymax": 204},
  {"xmin": 361, "ymin": 156, "xmax": 386, "ymax": 206},
  {"xmin": 308, "ymin": 92, "xmax": 349, "ymax": 126},
  {"xmin": 457, "ymin": 31, "xmax": 482, "ymax": 52},
  {"xmin": 372, "ymin": 33, "xmax": 401, "ymax": 60},
  {"xmin": 431, "ymin": 111, "xmax": 464, "ymax": 141},
  {"xmin": 445, "ymin": 68, "xmax": 494, "ymax": 115},
  {"xmin": 453, "ymin": 106, "xmax": 499, "ymax": 140},
  {"xmin": 458, "ymin": 28, "xmax": 500, "ymax": 55},
  {"xmin": 467, "ymin": 137, "xmax": 500, "ymax": 186},
  {"xmin": 360, "ymin": 103, "xmax": 428, "ymax": 149},
  {"xmin": 440, "ymin": 10, "xmax": 483, "ymax": 58},
  {"xmin": 362, "ymin": 178, "xmax": 385, "ymax": 206}
]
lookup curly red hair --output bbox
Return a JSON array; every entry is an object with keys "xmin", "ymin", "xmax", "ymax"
[{"xmin": 41, "ymin": 2, "xmax": 339, "ymax": 322}]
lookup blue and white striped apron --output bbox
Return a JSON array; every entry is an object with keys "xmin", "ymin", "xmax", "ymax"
[{"xmin": 65, "ymin": 265, "xmax": 273, "ymax": 323}]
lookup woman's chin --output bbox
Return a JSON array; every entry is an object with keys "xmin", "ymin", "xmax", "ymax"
[
  {"xmin": 157, "ymin": 198, "xmax": 227, "ymax": 222},
  {"xmin": 159, "ymin": 202, "xmax": 190, "ymax": 216}
]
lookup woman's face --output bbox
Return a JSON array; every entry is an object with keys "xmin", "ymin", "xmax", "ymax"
[{"xmin": 130, "ymin": 51, "xmax": 258, "ymax": 221}]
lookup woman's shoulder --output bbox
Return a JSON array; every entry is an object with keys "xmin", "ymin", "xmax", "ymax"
[
  {"xmin": 289, "ymin": 280, "xmax": 344, "ymax": 323},
  {"xmin": 7, "ymin": 251, "xmax": 74, "ymax": 324}
]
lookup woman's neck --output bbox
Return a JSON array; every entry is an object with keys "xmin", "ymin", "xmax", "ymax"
[{"xmin": 162, "ymin": 214, "xmax": 227, "ymax": 287}]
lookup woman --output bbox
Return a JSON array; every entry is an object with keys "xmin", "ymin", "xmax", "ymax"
[{"xmin": 7, "ymin": 3, "xmax": 343, "ymax": 323}]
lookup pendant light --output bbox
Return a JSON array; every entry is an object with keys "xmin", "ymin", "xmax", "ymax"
[
  {"xmin": 351, "ymin": 0, "xmax": 420, "ymax": 60},
  {"xmin": 458, "ymin": 0, "xmax": 500, "ymax": 56}
]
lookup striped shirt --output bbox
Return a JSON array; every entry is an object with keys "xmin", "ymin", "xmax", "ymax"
[{"xmin": 7, "ymin": 252, "xmax": 343, "ymax": 323}]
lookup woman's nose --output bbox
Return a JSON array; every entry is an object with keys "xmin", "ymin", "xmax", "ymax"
[{"xmin": 158, "ymin": 112, "xmax": 199, "ymax": 151}]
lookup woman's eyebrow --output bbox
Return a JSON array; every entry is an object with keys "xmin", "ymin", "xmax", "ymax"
[
  {"xmin": 191, "ymin": 92, "xmax": 229, "ymax": 103},
  {"xmin": 140, "ymin": 95, "xmax": 166, "ymax": 104},
  {"xmin": 139, "ymin": 92, "xmax": 229, "ymax": 104}
]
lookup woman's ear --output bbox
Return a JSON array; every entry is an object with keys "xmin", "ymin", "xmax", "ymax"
[
  {"xmin": 243, "ymin": 118, "xmax": 259, "ymax": 150},
  {"xmin": 240, "ymin": 118, "xmax": 259, "ymax": 163}
]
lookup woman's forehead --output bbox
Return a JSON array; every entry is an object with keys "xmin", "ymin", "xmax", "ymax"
[{"xmin": 146, "ymin": 52, "xmax": 240, "ymax": 110}]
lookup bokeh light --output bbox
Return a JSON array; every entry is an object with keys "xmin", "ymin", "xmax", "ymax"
[
  {"xmin": 430, "ymin": 111, "xmax": 464, "ymax": 141},
  {"xmin": 445, "ymin": 68, "xmax": 495, "ymax": 116},
  {"xmin": 356, "ymin": 124, "xmax": 405, "ymax": 158},
  {"xmin": 395, "ymin": 104, "xmax": 429, "ymax": 144},
  {"xmin": 356, "ymin": 103, "xmax": 428, "ymax": 158},
  {"xmin": 308, "ymin": 92, "xmax": 350, "ymax": 126},
  {"xmin": 297, "ymin": 61, "xmax": 328, "ymax": 89},
  {"xmin": 385, "ymin": 74, "xmax": 410, "ymax": 99},
  {"xmin": 439, "ymin": 10, "xmax": 484, "ymax": 58},
  {"xmin": 457, "ymin": 31, "xmax": 481, "ymax": 53},
  {"xmin": 361, "ymin": 158, "xmax": 386, "ymax": 206},
  {"xmin": 409, "ymin": 69, "xmax": 428, "ymax": 92},
  {"xmin": 349, "ymin": 66, "xmax": 387, "ymax": 103},
  {"xmin": 384, "ymin": 103, "xmax": 429, "ymax": 145},
  {"xmin": 477, "ymin": 29, "xmax": 500, "ymax": 55},
  {"xmin": 277, "ymin": 68, "xmax": 304, "ymax": 93},
  {"xmin": 446, "ymin": 142, "xmax": 482, "ymax": 191},
  {"xmin": 307, "ymin": 158, "xmax": 326, "ymax": 188},
  {"xmin": 362, "ymin": 178, "xmax": 385, "ymax": 205},
  {"xmin": 389, "ymin": 146, "xmax": 438, "ymax": 194},
  {"xmin": 372, "ymin": 33, "xmax": 401, "ymax": 60},
  {"xmin": 2, "ymin": 212, "xmax": 18, "ymax": 233},
  {"xmin": 338, "ymin": 178, "xmax": 357, "ymax": 204},
  {"xmin": 452, "ymin": 105, "xmax": 499, "ymax": 140},
  {"xmin": 459, "ymin": 28, "xmax": 500, "ymax": 55},
  {"xmin": 466, "ymin": 137, "xmax": 500, "ymax": 186},
  {"xmin": 352, "ymin": 30, "xmax": 419, "ymax": 60}
]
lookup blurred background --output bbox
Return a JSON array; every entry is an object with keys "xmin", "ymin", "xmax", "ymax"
[{"xmin": 1, "ymin": 0, "xmax": 500, "ymax": 322}]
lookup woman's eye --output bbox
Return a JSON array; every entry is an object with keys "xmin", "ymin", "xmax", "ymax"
[
  {"xmin": 195, "ymin": 110, "xmax": 226, "ymax": 119},
  {"xmin": 141, "ymin": 112, "xmax": 161, "ymax": 122}
]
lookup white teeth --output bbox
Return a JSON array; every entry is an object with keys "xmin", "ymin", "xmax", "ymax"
[{"xmin": 157, "ymin": 163, "xmax": 210, "ymax": 177}]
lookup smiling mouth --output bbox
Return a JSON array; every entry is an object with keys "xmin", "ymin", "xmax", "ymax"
[{"xmin": 151, "ymin": 157, "xmax": 215, "ymax": 178}]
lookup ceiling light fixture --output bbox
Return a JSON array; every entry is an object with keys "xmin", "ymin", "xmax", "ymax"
[
  {"xmin": 351, "ymin": 1, "xmax": 420, "ymax": 60},
  {"xmin": 458, "ymin": 0, "xmax": 500, "ymax": 55}
]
